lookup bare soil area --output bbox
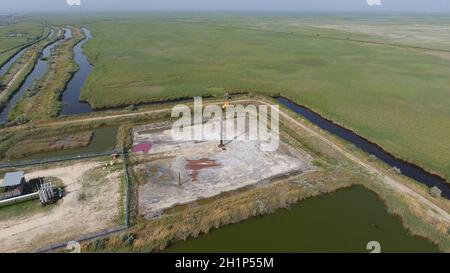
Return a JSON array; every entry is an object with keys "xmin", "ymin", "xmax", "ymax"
[
  {"xmin": 133, "ymin": 119, "xmax": 314, "ymax": 218},
  {"xmin": 0, "ymin": 161, "xmax": 122, "ymax": 252}
]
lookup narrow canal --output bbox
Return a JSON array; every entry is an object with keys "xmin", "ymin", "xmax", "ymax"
[
  {"xmin": 0, "ymin": 29, "xmax": 54, "ymax": 78},
  {"xmin": 0, "ymin": 29, "xmax": 70, "ymax": 124},
  {"xmin": 277, "ymin": 97, "xmax": 450, "ymax": 199},
  {"xmin": 0, "ymin": 48, "xmax": 28, "ymax": 78},
  {"xmin": 59, "ymin": 28, "xmax": 93, "ymax": 116},
  {"xmin": 165, "ymin": 186, "xmax": 438, "ymax": 253}
]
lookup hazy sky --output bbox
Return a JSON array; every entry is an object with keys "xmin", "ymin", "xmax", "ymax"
[{"xmin": 1, "ymin": 0, "xmax": 449, "ymax": 13}]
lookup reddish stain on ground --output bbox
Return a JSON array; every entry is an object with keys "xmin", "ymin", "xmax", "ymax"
[
  {"xmin": 131, "ymin": 142, "xmax": 152, "ymax": 154},
  {"xmin": 186, "ymin": 158, "xmax": 220, "ymax": 182}
]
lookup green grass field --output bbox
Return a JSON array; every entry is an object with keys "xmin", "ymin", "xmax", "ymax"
[
  {"xmin": 0, "ymin": 17, "xmax": 44, "ymax": 65},
  {"xmin": 77, "ymin": 14, "xmax": 450, "ymax": 180}
]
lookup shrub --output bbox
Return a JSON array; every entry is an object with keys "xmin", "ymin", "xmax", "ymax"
[
  {"xmin": 127, "ymin": 104, "xmax": 137, "ymax": 111},
  {"xmin": 430, "ymin": 186, "xmax": 442, "ymax": 198},
  {"xmin": 392, "ymin": 167, "xmax": 402, "ymax": 175},
  {"xmin": 89, "ymin": 238, "xmax": 106, "ymax": 251},
  {"xmin": 78, "ymin": 192, "xmax": 86, "ymax": 201},
  {"xmin": 120, "ymin": 233, "xmax": 136, "ymax": 247}
]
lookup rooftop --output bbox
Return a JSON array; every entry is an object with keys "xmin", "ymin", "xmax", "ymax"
[{"xmin": 1, "ymin": 172, "xmax": 25, "ymax": 188}]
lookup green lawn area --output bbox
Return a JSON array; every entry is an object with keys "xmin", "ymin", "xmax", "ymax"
[
  {"xmin": 0, "ymin": 199, "xmax": 50, "ymax": 221},
  {"xmin": 0, "ymin": 18, "xmax": 44, "ymax": 65}
]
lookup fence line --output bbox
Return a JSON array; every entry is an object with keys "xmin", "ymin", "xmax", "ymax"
[
  {"xmin": 0, "ymin": 150, "xmax": 120, "ymax": 169},
  {"xmin": 33, "ymin": 152, "xmax": 132, "ymax": 253},
  {"xmin": 1, "ymin": 144, "xmax": 134, "ymax": 251},
  {"xmin": 29, "ymin": 148, "xmax": 133, "ymax": 252},
  {"xmin": 122, "ymin": 148, "xmax": 131, "ymax": 229},
  {"xmin": 33, "ymin": 225, "xmax": 127, "ymax": 253},
  {"xmin": 0, "ymin": 192, "xmax": 39, "ymax": 207}
]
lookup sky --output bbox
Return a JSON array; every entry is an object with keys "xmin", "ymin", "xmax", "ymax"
[{"xmin": 0, "ymin": 0, "xmax": 449, "ymax": 13}]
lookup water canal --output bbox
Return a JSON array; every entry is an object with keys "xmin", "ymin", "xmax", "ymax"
[
  {"xmin": 0, "ymin": 47, "xmax": 29, "ymax": 78},
  {"xmin": 59, "ymin": 28, "xmax": 93, "ymax": 116},
  {"xmin": 0, "ymin": 29, "xmax": 70, "ymax": 124},
  {"xmin": 277, "ymin": 97, "xmax": 450, "ymax": 199}
]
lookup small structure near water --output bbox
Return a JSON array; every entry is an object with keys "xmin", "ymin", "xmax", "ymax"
[{"xmin": 0, "ymin": 171, "xmax": 26, "ymax": 200}]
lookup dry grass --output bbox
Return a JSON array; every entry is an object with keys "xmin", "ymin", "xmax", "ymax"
[{"xmin": 5, "ymin": 130, "xmax": 93, "ymax": 159}]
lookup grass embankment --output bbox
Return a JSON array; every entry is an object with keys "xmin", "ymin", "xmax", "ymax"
[
  {"xmin": 0, "ymin": 28, "xmax": 62, "ymax": 112},
  {"xmin": 0, "ymin": 95, "xmax": 238, "ymax": 162},
  {"xmin": 84, "ymin": 100, "xmax": 449, "ymax": 253},
  {"xmin": 0, "ymin": 106, "xmax": 172, "ymax": 161},
  {"xmin": 5, "ymin": 131, "xmax": 93, "ymax": 159},
  {"xmin": 0, "ymin": 18, "xmax": 44, "ymax": 65},
  {"xmin": 79, "ymin": 15, "xmax": 450, "ymax": 182},
  {"xmin": 9, "ymin": 27, "xmax": 85, "ymax": 122}
]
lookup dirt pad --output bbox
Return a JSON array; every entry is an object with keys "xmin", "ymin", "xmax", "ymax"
[
  {"xmin": 134, "ymin": 120, "xmax": 314, "ymax": 218},
  {"xmin": 0, "ymin": 161, "xmax": 122, "ymax": 252}
]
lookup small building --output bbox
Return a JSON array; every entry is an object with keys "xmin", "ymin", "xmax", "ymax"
[{"xmin": 1, "ymin": 171, "xmax": 26, "ymax": 196}]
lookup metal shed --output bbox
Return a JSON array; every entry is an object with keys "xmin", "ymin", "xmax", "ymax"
[{"xmin": 1, "ymin": 171, "xmax": 26, "ymax": 194}]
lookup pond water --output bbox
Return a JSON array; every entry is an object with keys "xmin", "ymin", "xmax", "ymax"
[
  {"xmin": 165, "ymin": 186, "xmax": 439, "ymax": 253},
  {"xmin": 22, "ymin": 127, "xmax": 118, "ymax": 161}
]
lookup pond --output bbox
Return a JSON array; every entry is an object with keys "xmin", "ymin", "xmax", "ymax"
[
  {"xmin": 22, "ymin": 126, "xmax": 118, "ymax": 161},
  {"xmin": 165, "ymin": 186, "xmax": 438, "ymax": 253}
]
